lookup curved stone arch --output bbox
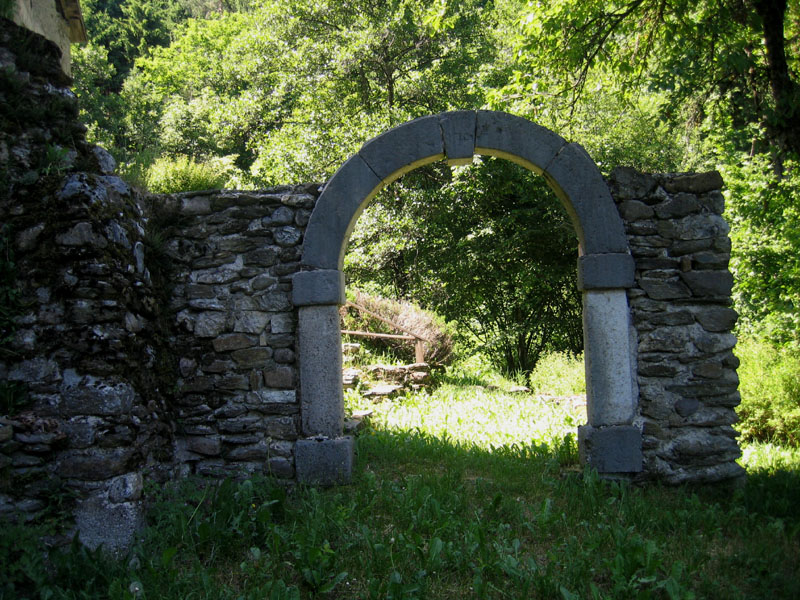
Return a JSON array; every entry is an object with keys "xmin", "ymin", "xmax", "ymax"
[{"xmin": 292, "ymin": 110, "xmax": 642, "ymax": 484}]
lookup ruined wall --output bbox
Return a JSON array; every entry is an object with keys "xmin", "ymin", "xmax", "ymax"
[
  {"xmin": 0, "ymin": 18, "xmax": 172, "ymax": 552},
  {"xmin": 609, "ymin": 167, "xmax": 743, "ymax": 484},
  {"xmin": 155, "ymin": 187, "xmax": 317, "ymax": 481},
  {"xmin": 10, "ymin": 0, "xmax": 87, "ymax": 75}
]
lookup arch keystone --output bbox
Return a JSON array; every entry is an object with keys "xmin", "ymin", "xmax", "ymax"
[
  {"xmin": 474, "ymin": 110, "xmax": 566, "ymax": 174},
  {"xmin": 439, "ymin": 110, "xmax": 476, "ymax": 165}
]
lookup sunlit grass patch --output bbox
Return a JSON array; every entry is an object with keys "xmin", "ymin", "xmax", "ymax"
[
  {"xmin": 740, "ymin": 442, "xmax": 800, "ymax": 473},
  {"xmin": 346, "ymin": 351, "xmax": 586, "ymax": 452},
  {"xmin": 528, "ymin": 351, "xmax": 586, "ymax": 396},
  {"xmin": 347, "ymin": 384, "xmax": 584, "ymax": 452}
]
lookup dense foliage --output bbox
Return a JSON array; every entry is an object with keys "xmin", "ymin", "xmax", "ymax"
[
  {"xmin": 347, "ymin": 159, "xmax": 582, "ymax": 374},
  {"xmin": 72, "ymin": 0, "xmax": 800, "ymax": 377},
  {"xmin": 737, "ymin": 336, "xmax": 800, "ymax": 445}
]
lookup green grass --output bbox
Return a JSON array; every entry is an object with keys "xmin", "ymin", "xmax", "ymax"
[
  {"xmin": 528, "ymin": 351, "xmax": 586, "ymax": 396},
  {"xmin": 345, "ymin": 364, "xmax": 583, "ymax": 451},
  {"xmin": 3, "ymin": 354, "xmax": 800, "ymax": 599}
]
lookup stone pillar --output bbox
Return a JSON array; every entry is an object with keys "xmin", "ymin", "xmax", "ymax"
[
  {"xmin": 292, "ymin": 270, "xmax": 354, "ymax": 485},
  {"xmin": 578, "ymin": 289, "xmax": 643, "ymax": 473},
  {"xmin": 583, "ymin": 290, "xmax": 636, "ymax": 426},
  {"xmin": 297, "ymin": 305, "xmax": 344, "ymax": 437}
]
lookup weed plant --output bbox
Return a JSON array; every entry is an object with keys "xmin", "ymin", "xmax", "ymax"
[
  {"xmin": 528, "ymin": 352, "xmax": 586, "ymax": 396},
  {"xmin": 120, "ymin": 153, "xmax": 247, "ymax": 193}
]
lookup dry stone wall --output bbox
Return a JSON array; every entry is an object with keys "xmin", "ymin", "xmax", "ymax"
[
  {"xmin": 155, "ymin": 187, "xmax": 318, "ymax": 481},
  {"xmin": 0, "ymin": 18, "xmax": 175, "ymax": 552},
  {"xmin": 609, "ymin": 167, "xmax": 744, "ymax": 484}
]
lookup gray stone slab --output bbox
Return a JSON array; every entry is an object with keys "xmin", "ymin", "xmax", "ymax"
[
  {"xmin": 583, "ymin": 290, "xmax": 636, "ymax": 426},
  {"xmin": 577, "ymin": 253, "xmax": 635, "ymax": 290},
  {"xmin": 680, "ymin": 270, "xmax": 734, "ymax": 298},
  {"xmin": 358, "ymin": 115, "xmax": 444, "ymax": 183},
  {"xmin": 75, "ymin": 492, "xmax": 144, "ymax": 556},
  {"xmin": 578, "ymin": 425, "xmax": 643, "ymax": 473},
  {"xmin": 298, "ymin": 305, "xmax": 344, "ymax": 437},
  {"xmin": 662, "ymin": 171, "xmax": 724, "ymax": 194},
  {"xmin": 695, "ymin": 306, "xmax": 738, "ymax": 332},
  {"xmin": 544, "ymin": 143, "xmax": 629, "ymax": 255},
  {"xmin": 295, "ymin": 437, "xmax": 354, "ymax": 486},
  {"xmin": 474, "ymin": 110, "xmax": 565, "ymax": 174},
  {"xmin": 302, "ymin": 154, "xmax": 382, "ymax": 270},
  {"xmin": 439, "ymin": 110, "xmax": 476, "ymax": 165},
  {"xmin": 609, "ymin": 166, "xmax": 657, "ymax": 199},
  {"xmin": 292, "ymin": 269, "xmax": 345, "ymax": 306}
]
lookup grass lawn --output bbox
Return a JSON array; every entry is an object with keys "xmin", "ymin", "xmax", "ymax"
[{"xmin": 3, "ymin": 358, "xmax": 799, "ymax": 599}]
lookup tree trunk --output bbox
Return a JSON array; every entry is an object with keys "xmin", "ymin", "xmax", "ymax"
[{"xmin": 753, "ymin": 0, "xmax": 800, "ymax": 156}]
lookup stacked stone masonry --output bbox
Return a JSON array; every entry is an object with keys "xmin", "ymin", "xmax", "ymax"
[
  {"xmin": 161, "ymin": 187, "xmax": 318, "ymax": 481},
  {"xmin": 609, "ymin": 167, "xmax": 744, "ymax": 485},
  {"xmin": 0, "ymin": 18, "xmax": 173, "ymax": 552}
]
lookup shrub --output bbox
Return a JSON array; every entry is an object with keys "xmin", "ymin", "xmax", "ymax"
[
  {"xmin": 144, "ymin": 154, "xmax": 243, "ymax": 193},
  {"xmin": 736, "ymin": 336, "xmax": 800, "ymax": 446},
  {"xmin": 341, "ymin": 289, "xmax": 455, "ymax": 365},
  {"xmin": 528, "ymin": 351, "xmax": 586, "ymax": 396}
]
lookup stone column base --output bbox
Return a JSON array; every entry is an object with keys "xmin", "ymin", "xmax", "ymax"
[
  {"xmin": 295, "ymin": 437, "xmax": 354, "ymax": 485},
  {"xmin": 579, "ymin": 425, "xmax": 643, "ymax": 473}
]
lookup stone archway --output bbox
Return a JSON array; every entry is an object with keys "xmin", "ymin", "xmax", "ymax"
[{"xmin": 292, "ymin": 110, "xmax": 642, "ymax": 484}]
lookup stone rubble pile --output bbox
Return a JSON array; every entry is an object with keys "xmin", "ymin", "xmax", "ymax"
[{"xmin": 341, "ymin": 362, "xmax": 433, "ymax": 398}]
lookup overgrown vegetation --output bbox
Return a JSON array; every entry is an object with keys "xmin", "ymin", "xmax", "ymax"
[
  {"xmin": 528, "ymin": 352, "xmax": 586, "ymax": 397},
  {"xmin": 736, "ymin": 336, "xmax": 800, "ymax": 446},
  {"xmin": 142, "ymin": 154, "xmax": 237, "ymax": 193},
  {"xmin": 2, "ymin": 355, "xmax": 798, "ymax": 598}
]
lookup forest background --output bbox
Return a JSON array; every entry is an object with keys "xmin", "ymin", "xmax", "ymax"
[{"xmin": 72, "ymin": 0, "xmax": 800, "ymax": 445}]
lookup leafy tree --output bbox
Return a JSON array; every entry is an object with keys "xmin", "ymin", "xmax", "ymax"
[
  {"xmin": 71, "ymin": 43, "xmax": 125, "ymax": 149},
  {"xmin": 506, "ymin": 0, "xmax": 800, "ymax": 160},
  {"xmin": 116, "ymin": 0, "xmax": 496, "ymax": 181},
  {"xmin": 81, "ymin": 0, "xmax": 190, "ymax": 88},
  {"xmin": 346, "ymin": 158, "xmax": 583, "ymax": 375},
  {"xmin": 724, "ymin": 151, "xmax": 800, "ymax": 342},
  {"xmin": 120, "ymin": 11, "xmax": 285, "ymax": 164}
]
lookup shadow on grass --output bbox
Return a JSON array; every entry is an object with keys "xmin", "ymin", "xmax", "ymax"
[
  {"xmin": 4, "ymin": 423, "xmax": 798, "ymax": 600},
  {"xmin": 354, "ymin": 421, "xmax": 800, "ymax": 526},
  {"xmin": 738, "ymin": 467, "xmax": 800, "ymax": 521}
]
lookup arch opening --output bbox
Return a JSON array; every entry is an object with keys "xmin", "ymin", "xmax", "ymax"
[{"xmin": 293, "ymin": 111, "xmax": 642, "ymax": 484}]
